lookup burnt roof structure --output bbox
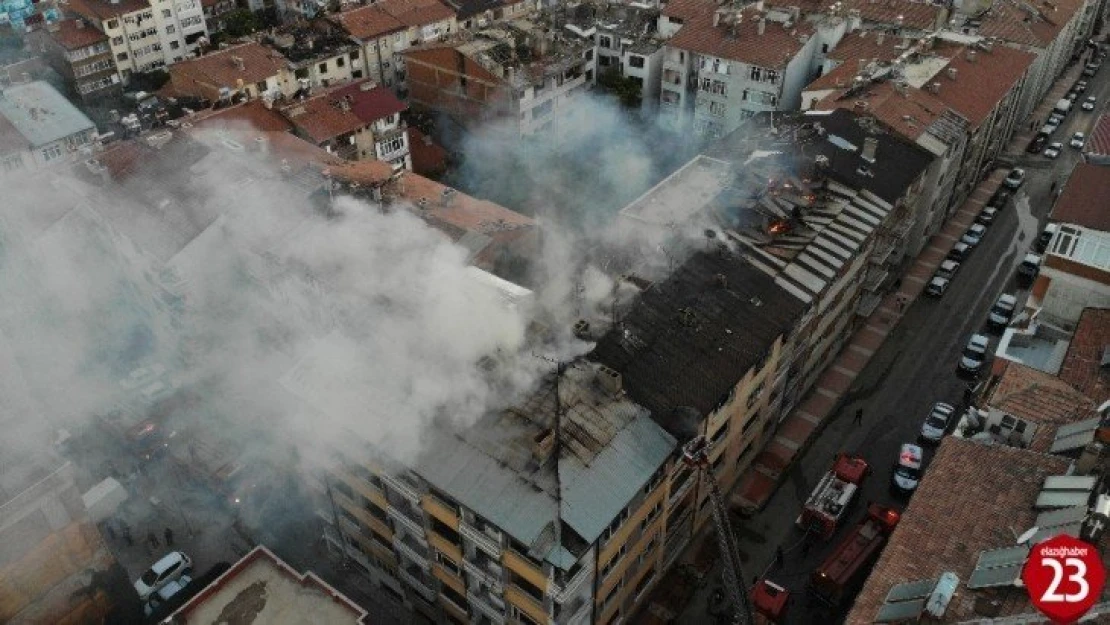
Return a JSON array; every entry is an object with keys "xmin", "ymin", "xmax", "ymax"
[{"xmin": 590, "ymin": 249, "xmax": 806, "ymax": 437}]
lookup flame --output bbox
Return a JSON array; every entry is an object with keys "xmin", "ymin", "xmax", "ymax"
[{"xmin": 769, "ymin": 221, "xmax": 790, "ymax": 234}]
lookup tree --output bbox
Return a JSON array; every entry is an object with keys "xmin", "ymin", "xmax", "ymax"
[
  {"xmin": 596, "ymin": 67, "xmax": 642, "ymax": 110},
  {"xmin": 224, "ymin": 9, "xmax": 260, "ymax": 37}
]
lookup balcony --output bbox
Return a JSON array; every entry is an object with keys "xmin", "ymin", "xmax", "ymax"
[
  {"xmin": 387, "ymin": 505, "xmax": 425, "ymax": 538},
  {"xmin": 423, "ymin": 494, "xmax": 459, "ymax": 529},
  {"xmin": 551, "ymin": 559, "xmax": 593, "ymax": 603},
  {"xmin": 394, "ymin": 532, "xmax": 430, "ymax": 567},
  {"xmin": 668, "ymin": 471, "xmax": 696, "ymax": 508},
  {"xmin": 463, "ymin": 556, "xmax": 504, "ymax": 589},
  {"xmin": 460, "ymin": 520, "xmax": 501, "ymax": 556},
  {"xmin": 504, "ymin": 549, "xmax": 549, "ymax": 596},
  {"xmin": 862, "ymin": 266, "xmax": 888, "ymax": 292},
  {"xmin": 469, "ymin": 588, "xmax": 507, "ymax": 623},
  {"xmin": 506, "ymin": 584, "xmax": 549, "ymax": 625},
  {"xmin": 399, "ymin": 566, "xmax": 437, "ymax": 604},
  {"xmin": 380, "ymin": 472, "xmax": 421, "ymax": 504}
]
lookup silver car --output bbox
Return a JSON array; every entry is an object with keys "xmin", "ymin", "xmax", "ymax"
[
  {"xmin": 961, "ymin": 224, "xmax": 987, "ymax": 247},
  {"xmin": 920, "ymin": 402, "xmax": 956, "ymax": 443},
  {"xmin": 959, "ymin": 334, "xmax": 990, "ymax": 375}
]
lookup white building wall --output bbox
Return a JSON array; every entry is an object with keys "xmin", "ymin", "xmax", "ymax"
[
  {"xmin": 518, "ymin": 70, "xmax": 589, "ymax": 136},
  {"xmin": 1040, "ymin": 269, "xmax": 1110, "ymax": 325}
]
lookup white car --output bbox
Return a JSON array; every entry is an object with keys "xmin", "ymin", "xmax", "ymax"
[
  {"xmin": 1002, "ymin": 168, "xmax": 1025, "ymax": 189},
  {"xmin": 134, "ymin": 551, "xmax": 193, "ymax": 600},
  {"xmin": 891, "ymin": 443, "xmax": 924, "ymax": 495},
  {"xmin": 1082, "ymin": 96, "xmax": 1097, "ymax": 111},
  {"xmin": 958, "ymin": 334, "xmax": 990, "ymax": 376},
  {"xmin": 920, "ymin": 402, "xmax": 956, "ymax": 443},
  {"xmin": 145, "ymin": 574, "xmax": 192, "ymax": 617},
  {"xmin": 1070, "ymin": 132, "xmax": 1086, "ymax": 149},
  {"xmin": 987, "ymin": 293, "xmax": 1018, "ymax": 330},
  {"xmin": 925, "ymin": 275, "xmax": 950, "ymax": 297},
  {"xmin": 1043, "ymin": 142, "xmax": 1063, "ymax": 158},
  {"xmin": 961, "ymin": 223, "xmax": 987, "ymax": 247}
]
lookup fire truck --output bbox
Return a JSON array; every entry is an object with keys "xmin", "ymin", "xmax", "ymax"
[
  {"xmin": 751, "ymin": 579, "xmax": 790, "ymax": 624},
  {"xmin": 809, "ymin": 503, "xmax": 901, "ymax": 606},
  {"xmin": 797, "ymin": 453, "xmax": 871, "ymax": 539}
]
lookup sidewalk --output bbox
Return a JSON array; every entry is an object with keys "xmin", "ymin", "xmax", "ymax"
[{"xmin": 730, "ymin": 58, "xmax": 1089, "ymax": 512}]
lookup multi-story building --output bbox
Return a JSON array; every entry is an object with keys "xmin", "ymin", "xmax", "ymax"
[
  {"xmin": 31, "ymin": 18, "xmax": 122, "ymax": 102},
  {"xmin": 0, "ymin": 0, "xmax": 60, "ymax": 29},
  {"xmin": 279, "ymin": 78, "xmax": 412, "ymax": 167},
  {"xmin": 554, "ymin": 2, "xmax": 666, "ymax": 115},
  {"xmin": 169, "ymin": 546, "xmax": 370, "ymax": 623},
  {"xmin": 199, "ymin": 0, "xmax": 235, "ymax": 34},
  {"xmin": 167, "ymin": 41, "xmax": 293, "ymax": 101},
  {"xmin": 329, "ymin": 0, "xmax": 457, "ymax": 96},
  {"xmin": 404, "ymin": 21, "xmax": 591, "ymax": 137},
  {"xmin": 659, "ymin": 4, "xmax": 819, "ymax": 137},
  {"xmin": 264, "ymin": 21, "xmax": 365, "ymax": 88},
  {"xmin": 445, "ymin": 0, "xmax": 538, "ymax": 31},
  {"xmin": 0, "ymin": 80, "xmax": 98, "ymax": 172},
  {"xmin": 66, "ymin": 0, "xmax": 209, "ymax": 80}
]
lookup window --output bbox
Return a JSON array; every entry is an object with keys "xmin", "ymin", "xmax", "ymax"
[
  {"xmin": 640, "ymin": 500, "xmax": 663, "ymax": 531},
  {"xmin": 710, "ymin": 421, "xmax": 730, "ymax": 445},
  {"xmin": 747, "ymin": 381, "xmax": 765, "ymax": 408},
  {"xmin": 435, "ymin": 550, "xmax": 460, "ymax": 575},
  {"xmin": 394, "ymin": 33, "xmax": 403, "ymax": 43},
  {"xmin": 821, "ymin": 43, "xmax": 829, "ymax": 53},
  {"xmin": 599, "ymin": 35, "xmax": 612, "ymax": 48},
  {"xmin": 598, "ymin": 55, "xmax": 612, "ymax": 67},
  {"xmin": 633, "ymin": 567, "xmax": 657, "ymax": 600},
  {"xmin": 337, "ymin": 56, "xmax": 345, "ymax": 67},
  {"xmin": 750, "ymin": 66, "xmax": 762, "ymax": 81},
  {"xmin": 166, "ymin": 24, "xmax": 175, "ymax": 33},
  {"xmin": 256, "ymin": 80, "xmax": 268, "ymax": 92},
  {"xmin": 601, "ymin": 507, "xmax": 629, "ymax": 544},
  {"xmin": 766, "ymin": 70, "xmax": 778, "ymax": 84},
  {"xmin": 628, "ymin": 54, "xmax": 644, "ymax": 68},
  {"xmin": 319, "ymin": 62, "xmax": 328, "ymax": 74},
  {"xmin": 441, "ymin": 584, "xmax": 466, "ymax": 609},
  {"xmin": 510, "ymin": 571, "xmax": 545, "ymax": 602},
  {"xmin": 585, "ymin": 49, "xmax": 593, "ymax": 61},
  {"xmin": 117, "ymin": 52, "xmax": 129, "ymax": 61},
  {"xmin": 377, "ymin": 136, "xmax": 404, "ymax": 157},
  {"xmin": 350, "ymin": 49, "xmax": 360, "ymax": 59},
  {"xmin": 700, "ymin": 76, "xmax": 711, "ymax": 91},
  {"xmin": 643, "ymin": 467, "xmax": 665, "ymax": 495},
  {"xmin": 112, "ymin": 36, "xmax": 124, "ymax": 45},
  {"xmin": 709, "ymin": 100, "xmax": 727, "ymax": 116},
  {"xmin": 170, "ymin": 40, "xmax": 179, "ymax": 50},
  {"xmin": 712, "ymin": 80, "xmax": 727, "ymax": 95},
  {"xmin": 106, "ymin": 19, "xmax": 119, "ymax": 28},
  {"xmin": 600, "ymin": 543, "xmax": 627, "ymax": 579},
  {"xmin": 163, "ymin": 8, "xmax": 171, "ymax": 16}
]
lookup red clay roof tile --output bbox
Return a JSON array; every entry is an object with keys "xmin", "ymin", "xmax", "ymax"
[
  {"xmin": 1051, "ymin": 163, "xmax": 1110, "ymax": 232},
  {"xmin": 668, "ymin": 9, "xmax": 815, "ymax": 69},
  {"xmin": 171, "ymin": 42, "xmax": 288, "ymax": 94},
  {"xmin": 986, "ymin": 360, "xmax": 1098, "ymax": 452},
  {"xmin": 47, "ymin": 19, "xmax": 109, "ymax": 50},
  {"xmin": 1058, "ymin": 307, "xmax": 1110, "ymax": 402}
]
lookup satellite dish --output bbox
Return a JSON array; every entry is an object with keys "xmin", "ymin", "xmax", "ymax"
[{"xmin": 1017, "ymin": 526, "xmax": 1039, "ymax": 545}]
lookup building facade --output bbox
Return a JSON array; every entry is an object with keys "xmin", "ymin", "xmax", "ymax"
[
  {"xmin": 0, "ymin": 81, "xmax": 98, "ymax": 171},
  {"xmin": 32, "ymin": 18, "xmax": 122, "ymax": 101}
]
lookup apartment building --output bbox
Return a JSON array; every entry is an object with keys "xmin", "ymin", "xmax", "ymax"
[
  {"xmin": 404, "ymin": 21, "xmax": 590, "ymax": 137},
  {"xmin": 265, "ymin": 21, "xmax": 365, "ymax": 88},
  {"xmin": 659, "ymin": 4, "xmax": 819, "ymax": 137},
  {"xmin": 0, "ymin": 81, "xmax": 98, "ymax": 172},
  {"xmin": 31, "ymin": 18, "xmax": 122, "ymax": 101},
  {"xmin": 445, "ymin": 0, "xmax": 539, "ymax": 31},
  {"xmin": 279, "ymin": 79, "xmax": 412, "ymax": 167},
  {"xmin": 66, "ymin": 0, "xmax": 208, "ymax": 80},
  {"xmin": 167, "ymin": 41, "xmax": 293, "ymax": 101},
  {"xmin": 200, "ymin": 0, "xmax": 235, "ymax": 33},
  {"xmin": 329, "ymin": 0, "xmax": 457, "ymax": 96},
  {"xmin": 558, "ymin": 2, "xmax": 665, "ymax": 115}
]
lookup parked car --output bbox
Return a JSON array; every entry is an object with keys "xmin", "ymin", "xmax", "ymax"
[
  {"xmin": 1044, "ymin": 142, "xmax": 1063, "ymax": 158},
  {"xmin": 1082, "ymin": 96, "xmax": 1097, "ymax": 112},
  {"xmin": 1082, "ymin": 63, "xmax": 1097, "ymax": 77},
  {"xmin": 976, "ymin": 207, "xmax": 998, "ymax": 225},
  {"xmin": 989, "ymin": 189, "xmax": 1012, "ymax": 208},
  {"xmin": 134, "ymin": 552, "xmax": 193, "ymax": 600},
  {"xmin": 1036, "ymin": 223, "xmax": 1058, "ymax": 253},
  {"xmin": 1017, "ymin": 253, "xmax": 1042, "ymax": 287},
  {"xmin": 936, "ymin": 259, "xmax": 961, "ymax": 280},
  {"xmin": 1075, "ymin": 80, "xmax": 1088, "ymax": 93},
  {"xmin": 987, "ymin": 293, "xmax": 1018, "ymax": 331},
  {"xmin": 947, "ymin": 241, "xmax": 972, "ymax": 262},
  {"xmin": 145, "ymin": 574, "xmax": 192, "ymax": 617},
  {"xmin": 1027, "ymin": 134, "xmax": 1048, "ymax": 153},
  {"xmin": 919, "ymin": 402, "xmax": 956, "ymax": 443},
  {"xmin": 1003, "ymin": 168, "xmax": 1025, "ymax": 189},
  {"xmin": 925, "ymin": 275, "xmax": 950, "ymax": 297},
  {"xmin": 891, "ymin": 444, "xmax": 924, "ymax": 496},
  {"xmin": 1049, "ymin": 113, "xmax": 1065, "ymax": 126},
  {"xmin": 1071, "ymin": 132, "xmax": 1086, "ymax": 149},
  {"xmin": 1043, "ymin": 121, "xmax": 1060, "ymax": 136},
  {"xmin": 1066, "ymin": 91, "xmax": 1080, "ymax": 102},
  {"xmin": 958, "ymin": 334, "xmax": 990, "ymax": 376},
  {"xmin": 961, "ymin": 223, "xmax": 988, "ymax": 246}
]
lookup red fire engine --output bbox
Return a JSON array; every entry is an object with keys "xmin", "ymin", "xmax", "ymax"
[
  {"xmin": 797, "ymin": 453, "xmax": 871, "ymax": 539},
  {"xmin": 809, "ymin": 503, "xmax": 901, "ymax": 606}
]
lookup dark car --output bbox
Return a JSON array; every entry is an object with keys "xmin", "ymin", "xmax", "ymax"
[
  {"xmin": 989, "ymin": 189, "xmax": 1012, "ymax": 208},
  {"xmin": 1027, "ymin": 135, "xmax": 1048, "ymax": 153}
]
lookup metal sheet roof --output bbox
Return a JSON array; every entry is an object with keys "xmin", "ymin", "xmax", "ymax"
[{"xmin": 0, "ymin": 81, "xmax": 95, "ymax": 148}]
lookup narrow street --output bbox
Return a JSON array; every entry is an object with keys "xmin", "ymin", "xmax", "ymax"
[{"xmin": 678, "ymin": 52, "xmax": 1108, "ymax": 625}]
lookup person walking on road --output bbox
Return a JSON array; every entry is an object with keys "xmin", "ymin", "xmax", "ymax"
[
  {"xmin": 164, "ymin": 527, "xmax": 174, "ymax": 547},
  {"xmin": 853, "ymin": 408, "xmax": 864, "ymax": 425},
  {"xmin": 121, "ymin": 523, "xmax": 133, "ymax": 547},
  {"xmin": 148, "ymin": 531, "xmax": 159, "ymax": 549}
]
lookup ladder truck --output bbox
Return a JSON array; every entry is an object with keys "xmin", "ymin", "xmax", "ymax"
[{"xmin": 683, "ymin": 437, "xmax": 790, "ymax": 625}]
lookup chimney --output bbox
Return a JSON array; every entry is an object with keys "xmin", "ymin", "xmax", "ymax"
[
  {"xmin": 714, "ymin": 10, "xmax": 722, "ymax": 27},
  {"xmin": 876, "ymin": 31, "xmax": 884, "ymax": 45},
  {"xmin": 255, "ymin": 136, "xmax": 269, "ymax": 154},
  {"xmin": 861, "ymin": 136, "xmax": 878, "ymax": 162},
  {"xmin": 532, "ymin": 428, "xmax": 556, "ymax": 465},
  {"xmin": 231, "ymin": 56, "xmax": 245, "ymax": 71},
  {"xmin": 967, "ymin": 49, "xmax": 977, "ymax": 62},
  {"xmin": 947, "ymin": 67, "xmax": 958, "ymax": 80},
  {"xmin": 928, "ymin": 81, "xmax": 941, "ymax": 94},
  {"xmin": 758, "ymin": 18, "xmax": 766, "ymax": 35},
  {"xmin": 597, "ymin": 365, "xmax": 623, "ymax": 394},
  {"xmin": 76, "ymin": 19, "xmax": 85, "ymax": 29}
]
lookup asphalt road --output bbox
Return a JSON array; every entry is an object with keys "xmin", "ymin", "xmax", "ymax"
[{"xmin": 678, "ymin": 58, "xmax": 1109, "ymax": 625}]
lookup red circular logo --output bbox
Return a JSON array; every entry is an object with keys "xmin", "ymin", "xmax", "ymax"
[{"xmin": 1022, "ymin": 534, "xmax": 1106, "ymax": 624}]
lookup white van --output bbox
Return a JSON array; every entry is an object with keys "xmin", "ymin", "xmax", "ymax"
[{"xmin": 1054, "ymin": 98, "xmax": 1073, "ymax": 115}]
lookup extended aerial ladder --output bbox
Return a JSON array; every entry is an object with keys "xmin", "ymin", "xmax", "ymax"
[{"xmin": 682, "ymin": 436, "xmax": 755, "ymax": 625}]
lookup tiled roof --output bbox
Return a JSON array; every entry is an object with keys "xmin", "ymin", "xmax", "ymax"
[
  {"xmin": 836, "ymin": 0, "xmax": 942, "ymax": 31},
  {"xmin": 332, "ymin": 5, "xmax": 405, "ymax": 40},
  {"xmin": 928, "ymin": 42, "xmax": 1033, "ymax": 130},
  {"xmin": 280, "ymin": 92, "xmax": 369, "ymax": 144},
  {"xmin": 170, "ymin": 43, "xmax": 288, "ymax": 92},
  {"xmin": 1089, "ymin": 113, "xmax": 1110, "ymax": 158},
  {"xmin": 978, "ymin": 0, "xmax": 1087, "ymax": 48},
  {"xmin": 847, "ymin": 437, "xmax": 1086, "ymax": 625},
  {"xmin": 590, "ymin": 250, "xmax": 806, "ymax": 435},
  {"xmin": 333, "ymin": 0, "xmax": 453, "ymax": 39},
  {"xmin": 1051, "ymin": 162, "xmax": 1110, "ymax": 232},
  {"xmin": 188, "ymin": 100, "xmax": 294, "ymax": 133},
  {"xmin": 986, "ymin": 360, "xmax": 1097, "ymax": 452},
  {"xmin": 67, "ymin": 0, "xmax": 150, "ymax": 19},
  {"xmin": 324, "ymin": 159, "xmax": 395, "ymax": 185},
  {"xmin": 1058, "ymin": 307, "xmax": 1110, "ymax": 401},
  {"xmin": 668, "ymin": 9, "xmax": 816, "ymax": 69},
  {"xmin": 327, "ymin": 80, "xmax": 408, "ymax": 124},
  {"xmin": 825, "ymin": 30, "xmax": 903, "ymax": 63},
  {"xmin": 47, "ymin": 19, "xmax": 109, "ymax": 51},
  {"xmin": 661, "ymin": 0, "xmax": 716, "ymax": 20}
]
